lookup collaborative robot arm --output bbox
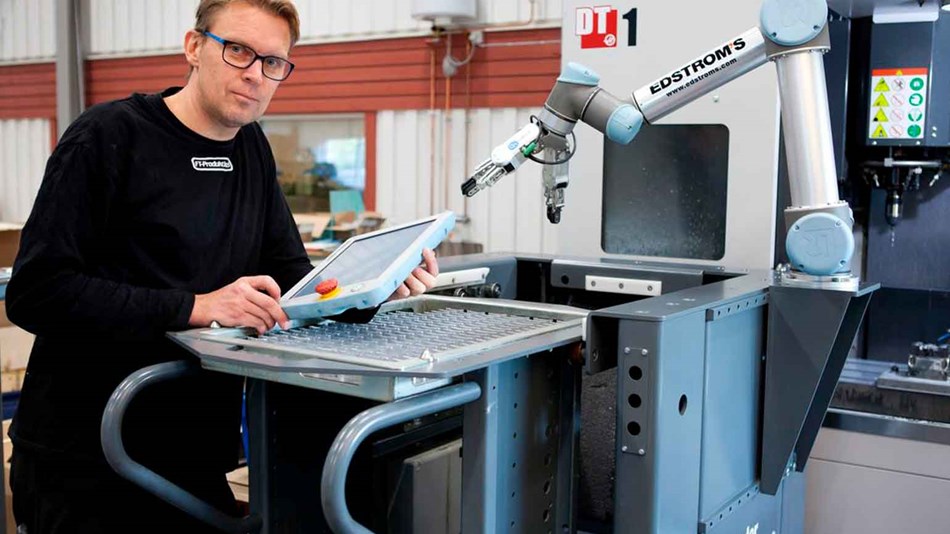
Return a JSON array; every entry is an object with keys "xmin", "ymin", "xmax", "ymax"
[
  {"xmin": 462, "ymin": 0, "xmax": 857, "ymax": 280},
  {"xmin": 462, "ymin": 122, "xmax": 542, "ymax": 197},
  {"xmin": 461, "ymin": 117, "xmax": 578, "ymax": 222}
]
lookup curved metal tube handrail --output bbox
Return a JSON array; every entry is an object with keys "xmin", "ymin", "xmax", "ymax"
[
  {"xmin": 321, "ymin": 381, "xmax": 482, "ymax": 533},
  {"xmin": 101, "ymin": 360, "xmax": 263, "ymax": 534}
]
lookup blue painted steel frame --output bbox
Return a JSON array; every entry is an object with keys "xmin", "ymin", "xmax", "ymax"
[
  {"xmin": 590, "ymin": 270, "xmax": 808, "ymax": 534},
  {"xmin": 462, "ymin": 351, "xmax": 580, "ymax": 533}
]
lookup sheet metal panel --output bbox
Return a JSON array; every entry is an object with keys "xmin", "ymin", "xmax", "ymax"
[
  {"xmin": 377, "ymin": 108, "xmax": 557, "ymax": 254},
  {"xmin": 700, "ymin": 305, "xmax": 765, "ymax": 520},
  {"xmin": 806, "ymin": 427, "xmax": 950, "ymax": 534},
  {"xmin": 0, "ymin": 0, "xmax": 55, "ymax": 63},
  {"xmin": 614, "ymin": 312, "xmax": 706, "ymax": 533},
  {"xmin": 0, "ymin": 118, "xmax": 50, "ymax": 223}
]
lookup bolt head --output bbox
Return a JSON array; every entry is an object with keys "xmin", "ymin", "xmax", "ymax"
[
  {"xmin": 621, "ymin": 445, "xmax": 628, "ymax": 452},
  {"xmin": 638, "ymin": 449, "xmax": 645, "ymax": 455},
  {"xmin": 641, "ymin": 349, "xmax": 648, "ymax": 356},
  {"xmin": 623, "ymin": 347, "xmax": 631, "ymax": 355}
]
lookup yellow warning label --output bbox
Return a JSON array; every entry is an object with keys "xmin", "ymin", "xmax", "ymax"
[
  {"xmin": 873, "ymin": 109, "xmax": 889, "ymax": 122},
  {"xmin": 896, "ymin": 69, "xmax": 904, "ymax": 76},
  {"xmin": 873, "ymin": 94, "xmax": 889, "ymax": 107},
  {"xmin": 874, "ymin": 78, "xmax": 890, "ymax": 92},
  {"xmin": 872, "ymin": 125, "xmax": 888, "ymax": 138}
]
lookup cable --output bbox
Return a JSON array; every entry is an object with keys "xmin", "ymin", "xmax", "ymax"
[
  {"xmin": 442, "ymin": 32, "xmax": 478, "ymax": 77},
  {"xmin": 525, "ymin": 115, "xmax": 576, "ymax": 165},
  {"xmin": 526, "ymin": 135, "xmax": 576, "ymax": 165}
]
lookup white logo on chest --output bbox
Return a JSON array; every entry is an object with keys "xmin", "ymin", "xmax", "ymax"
[{"xmin": 191, "ymin": 157, "xmax": 233, "ymax": 172}]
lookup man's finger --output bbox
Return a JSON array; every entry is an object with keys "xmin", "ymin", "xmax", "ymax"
[
  {"xmin": 241, "ymin": 300, "xmax": 276, "ymax": 331},
  {"xmin": 244, "ymin": 289, "xmax": 289, "ymax": 327},
  {"xmin": 421, "ymin": 248, "xmax": 439, "ymax": 277},
  {"xmin": 412, "ymin": 267, "xmax": 437, "ymax": 289},
  {"xmin": 226, "ymin": 309, "xmax": 267, "ymax": 334},
  {"xmin": 248, "ymin": 315, "xmax": 269, "ymax": 335},
  {"xmin": 244, "ymin": 275, "xmax": 282, "ymax": 301},
  {"xmin": 405, "ymin": 275, "xmax": 427, "ymax": 296}
]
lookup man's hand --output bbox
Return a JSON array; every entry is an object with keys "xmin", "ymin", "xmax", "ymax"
[
  {"xmin": 190, "ymin": 275, "xmax": 290, "ymax": 334},
  {"xmin": 389, "ymin": 248, "xmax": 439, "ymax": 301}
]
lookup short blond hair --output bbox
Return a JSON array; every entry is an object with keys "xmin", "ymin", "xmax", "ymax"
[{"xmin": 194, "ymin": 0, "xmax": 300, "ymax": 46}]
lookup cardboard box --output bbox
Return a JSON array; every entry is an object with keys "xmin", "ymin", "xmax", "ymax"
[
  {"xmin": 0, "ymin": 369, "xmax": 26, "ymax": 396},
  {"xmin": 0, "ymin": 320, "xmax": 33, "ymax": 395},
  {"xmin": 292, "ymin": 212, "xmax": 333, "ymax": 242},
  {"xmin": 4, "ymin": 417, "xmax": 14, "ymax": 534},
  {"xmin": 0, "ymin": 224, "xmax": 22, "ymax": 269},
  {"xmin": 0, "ymin": 303, "xmax": 10, "ymax": 329},
  {"xmin": 226, "ymin": 466, "xmax": 249, "ymax": 506},
  {"xmin": 328, "ymin": 212, "xmax": 387, "ymax": 241},
  {"xmin": 0, "ymin": 327, "xmax": 33, "ymax": 374}
]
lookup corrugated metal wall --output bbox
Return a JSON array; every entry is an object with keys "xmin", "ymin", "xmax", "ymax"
[
  {"xmin": 0, "ymin": 0, "xmax": 56, "ymax": 63},
  {"xmin": 87, "ymin": 0, "xmax": 196, "ymax": 58},
  {"xmin": 376, "ymin": 108, "xmax": 558, "ymax": 254},
  {"xmin": 86, "ymin": 0, "xmax": 561, "ymax": 56},
  {"xmin": 1, "ymin": 0, "xmax": 55, "ymax": 223},
  {"xmin": 85, "ymin": 28, "xmax": 561, "ymax": 113},
  {"xmin": 0, "ymin": 119, "xmax": 50, "ymax": 223},
  {"xmin": 0, "ymin": 62, "xmax": 55, "ymax": 119},
  {"xmin": 3, "ymin": 0, "xmax": 562, "ymax": 62}
]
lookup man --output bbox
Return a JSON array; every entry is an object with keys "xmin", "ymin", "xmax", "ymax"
[{"xmin": 5, "ymin": 1, "xmax": 437, "ymax": 532}]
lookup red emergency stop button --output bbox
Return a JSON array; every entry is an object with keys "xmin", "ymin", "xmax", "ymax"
[{"xmin": 316, "ymin": 278, "xmax": 339, "ymax": 295}]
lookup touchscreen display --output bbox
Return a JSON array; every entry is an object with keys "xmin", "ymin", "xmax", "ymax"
[{"xmin": 291, "ymin": 220, "xmax": 431, "ymax": 298}]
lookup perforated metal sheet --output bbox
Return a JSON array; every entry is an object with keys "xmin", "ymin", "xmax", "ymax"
[{"xmin": 198, "ymin": 298, "xmax": 585, "ymax": 371}]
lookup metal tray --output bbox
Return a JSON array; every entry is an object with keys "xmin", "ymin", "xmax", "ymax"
[{"xmin": 172, "ymin": 296, "xmax": 587, "ymax": 378}]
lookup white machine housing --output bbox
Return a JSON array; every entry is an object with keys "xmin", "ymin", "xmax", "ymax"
[{"xmin": 555, "ymin": 0, "xmax": 782, "ymax": 271}]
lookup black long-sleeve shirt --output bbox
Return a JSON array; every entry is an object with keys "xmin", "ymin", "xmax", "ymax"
[{"xmin": 5, "ymin": 87, "xmax": 313, "ymax": 473}]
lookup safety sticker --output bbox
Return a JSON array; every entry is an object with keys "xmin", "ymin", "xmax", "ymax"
[{"xmin": 868, "ymin": 68, "xmax": 927, "ymax": 140}]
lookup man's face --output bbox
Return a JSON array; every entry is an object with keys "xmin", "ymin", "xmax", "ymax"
[{"xmin": 191, "ymin": 3, "xmax": 291, "ymax": 129}]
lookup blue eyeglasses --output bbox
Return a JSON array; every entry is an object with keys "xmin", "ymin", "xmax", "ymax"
[{"xmin": 203, "ymin": 31, "xmax": 295, "ymax": 81}]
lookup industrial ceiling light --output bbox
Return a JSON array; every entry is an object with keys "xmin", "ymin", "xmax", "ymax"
[{"xmin": 943, "ymin": 0, "xmax": 950, "ymax": 12}]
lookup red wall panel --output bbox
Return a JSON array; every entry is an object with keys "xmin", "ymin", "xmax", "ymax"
[
  {"xmin": 0, "ymin": 29, "xmax": 561, "ymax": 120},
  {"xmin": 0, "ymin": 63, "xmax": 55, "ymax": 120},
  {"xmin": 84, "ymin": 28, "xmax": 561, "ymax": 112}
]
